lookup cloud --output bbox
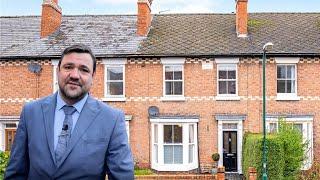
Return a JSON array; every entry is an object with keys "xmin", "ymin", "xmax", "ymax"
[{"xmin": 152, "ymin": 0, "xmax": 222, "ymax": 14}]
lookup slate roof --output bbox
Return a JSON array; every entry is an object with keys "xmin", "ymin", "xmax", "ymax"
[
  {"xmin": 0, "ymin": 15, "xmax": 145, "ymax": 58},
  {"xmin": 138, "ymin": 13, "xmax": 320, "ymax": 56},
  {"xmin": 0, "ymin": 13, "xmax": 319, "ymax": 59}
]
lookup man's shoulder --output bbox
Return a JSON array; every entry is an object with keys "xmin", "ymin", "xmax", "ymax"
[{"xmin": 89, "ymin": 96, "xmax": 123, "ymax": 115}]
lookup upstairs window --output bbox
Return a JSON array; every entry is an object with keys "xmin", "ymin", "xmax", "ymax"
[
  {"xmin": 277, "ymin": 64, "xmax": 296, "ymax": 94},
  {"xmin": 164, "ymin": 65, "xmax": 183, "ymax": 96},
  {"xmin": 217, "ymin": 64, "xmax": 237, "ymax": 95},
  {"xmin": 161, "ymin": 58, "xmax": 185, "ymax": 101},
  {"xmin": 106, "ymin": 66, "xmax": 124, "ymax": 96},
  {"xmin": 102, "ymin": 58, "xmax": 126, "ymax": 101}
]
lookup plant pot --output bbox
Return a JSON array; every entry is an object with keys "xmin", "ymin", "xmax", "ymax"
[{"xmin": 211, "ymin": 167, "xmax": 218, "ymax": 174}]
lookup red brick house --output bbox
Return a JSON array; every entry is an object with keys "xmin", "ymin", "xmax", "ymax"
[{"xmin": 1, "ymin": 0, "xmax": 319, "ymax": 174}]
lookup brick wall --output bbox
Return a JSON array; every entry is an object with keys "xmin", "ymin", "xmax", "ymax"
[{"xmin": 0, "ymin": 57, "xmax": 319, "ymax": 168}]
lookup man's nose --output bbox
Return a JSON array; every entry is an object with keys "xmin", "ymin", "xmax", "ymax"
[{"xmin": 69, "ymin": 68, "xmax": 80, "ymax": 79}]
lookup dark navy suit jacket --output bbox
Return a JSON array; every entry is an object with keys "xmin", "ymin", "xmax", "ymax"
[{"xmin": 5, "ymin": 93, "xmax": 134, "ymax": 180}]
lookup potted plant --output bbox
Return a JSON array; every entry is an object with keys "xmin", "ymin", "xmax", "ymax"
[{"xmin": 211, "ymin": 153, "xmax": 220, "ymax": 174}]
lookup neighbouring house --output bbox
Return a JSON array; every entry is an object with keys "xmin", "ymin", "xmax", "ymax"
[{"xmin": 0, "ymin": 0, "xmax": 319, "ymax": 174}]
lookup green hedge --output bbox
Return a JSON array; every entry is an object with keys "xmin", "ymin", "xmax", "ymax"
[
  {"xmin": 243, "ymin": 133, "xmax": 284, "ymax": 180},
  {"xmin": 243, "ymin": 120, "xmax": 305, "ymax": 180},
  {"xmin": 0, "ymin": 151, "xmax": 10, "ymax": 179}
]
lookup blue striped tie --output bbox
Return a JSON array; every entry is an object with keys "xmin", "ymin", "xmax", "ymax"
[{"xmin": 55, "ymin": 105, "xmax": 76, "ymax": 163}]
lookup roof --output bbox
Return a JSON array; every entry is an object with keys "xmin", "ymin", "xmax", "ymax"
[
  {"xmin": 138, "ymin": 13, "xmax": 320, "ymax": 56},
  {"xmin": 0, "ymin": 15, "xmax": 145, "ymax": 59},
  {"xmin": 1, "ymin": 13, "xmax": 319, "ymax": 59}
]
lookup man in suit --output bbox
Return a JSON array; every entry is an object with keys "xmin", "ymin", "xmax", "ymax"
[{"xmin": 5, "ymin": 44, "xmax": 134, "ymax": 180}]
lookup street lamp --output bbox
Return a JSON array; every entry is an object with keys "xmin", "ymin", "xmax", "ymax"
[{"xmin": 262, "ymin": 42, "xmax": 273, "ymax": 180}]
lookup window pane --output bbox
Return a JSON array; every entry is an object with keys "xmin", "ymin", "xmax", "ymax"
[
  {"xmin": 174, "ymin": 70, "xmax": 182, "ymax": 80},
  {"xmin": 174, "ymin": 145, "xmax": 183, "ymax": 164},
  {"xmin": 219, "ymin": 70, "xmax": 227, "ymax": 79},
  {"xmin": 228, "ymin": 81, "xmax": 236, "ymax": 94},
  {"xmin": 154, "ymin": 124, "xmax": 158, "ymax": 143},
  {"xmin": 154, "ymin": 144, "xmax": 158, "ymax": 163},
  {"xmin": 164, "ymin": 145, "xmax": 173, "ymax": 164},
  {"xmin": 165, "ymin": 81, "xmax": 173, "ymax": 95},
  {"xmin": 269, "ymin": 123, "xmax": 277, "ymax": 133},
  {"xmin": 189, "ymin": 145, "xmax": 194, "ymax": 163},
  {"xmin": 277, "ymin": 80, "xmax": 286, "ymax": 93},
  {"xmin": 219, "ymin": 81, "xmax": 227, "ymax": 94},
  {"xmin": 231, "ymin": 133, "xmax": 237, "ymax": 153},
  {"xmin": 165, "ymin": 66, "xmax": 174, "ymax": 80},
  {"xmin": 189, "ymin": 124, "xmax": 194, "ymax": 143},
  {"xmin": 287, "ymin": 65, "xmax": 295, "ymax": 79},
  {"xmin": 173, "ymin": 82, "xmax": 183, "ymax": 95},
  {"xmin": 293, "ymin": 124, "xmax": 303, "ymax": 134},
  {"xmin": 173, "ymin": 125, "xmax": 182, "ymax": 143},
  {"xmin": 277, "ymin": 65, "xmax": 286, "ymax": 79},
  {"xmin": 164, "ymin": 125, "xmax": 173, "ymax": 143},
  {"xmin": 107, "ymin": 82, "xmax": 123, "ymax": 95},
  {"xmin": 223, "ymin": 133, "xmax": 229, "ymax": 153},
  {"xmin": 286, "ymin": 80, "xmax": 293, "ymax": 93},
  {"xmin": 107, "ymin": 67, "xmax": 123, "ymax": 80},
  {"xmin": 228, "ymin": 70, "xmax": 236, "ymax": 79}
]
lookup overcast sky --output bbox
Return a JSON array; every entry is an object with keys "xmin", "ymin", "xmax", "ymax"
[{"xmin": 0, "ymin": 0, "xmax": 319, "ymax": 16}]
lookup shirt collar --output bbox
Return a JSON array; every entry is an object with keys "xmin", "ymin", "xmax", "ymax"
[{"xmin": 56, "ymin": 91, "xmax": 89, "ymax": 113}]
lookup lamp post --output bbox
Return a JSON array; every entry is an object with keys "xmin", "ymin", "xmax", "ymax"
[{"xmin": 262, "ymin": 42, "xmax": 273, "ymax": 180}]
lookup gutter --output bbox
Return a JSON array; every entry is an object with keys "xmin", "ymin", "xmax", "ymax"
[{"xmin": 1, "ymin": 53, "xmax": 320, "ymax": 61}]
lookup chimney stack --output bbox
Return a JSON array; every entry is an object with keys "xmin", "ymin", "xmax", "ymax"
[
  {"xmin": 137, "ymin": 0, "xmax": 153, "ymax": 36},
  {"xmin": 40, "ymin": 0, "xmax": 62, "ymax": 38},
  {"xmin": 236, "ymin": 0, "xmax": 248, "ymax": 37}
]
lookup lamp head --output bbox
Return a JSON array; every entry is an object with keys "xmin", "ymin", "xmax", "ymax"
[{"xmin": 263, "ymin": 42, "xmax": 274, "ymax": 52}]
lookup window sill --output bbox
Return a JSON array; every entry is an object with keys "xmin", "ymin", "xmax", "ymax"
[
  {"xmin": 160, "ymin": 96, "xmax": 186, "ymax": 101},
  {"xmin": 101, "ymin": 97, "xmax": 126, "ymax": 102},
  {"xmin": 216, "ymin": 96, "xmax": 241, "ymax": 101},
  {"xmin": 276, "ymin": 94, "xmax": 300, "ymax": 101}
]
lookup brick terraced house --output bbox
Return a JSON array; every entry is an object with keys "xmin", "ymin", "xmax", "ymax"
[{"xmin": 1, "ymin": 0, "xmax": 319, "ymax": 174}]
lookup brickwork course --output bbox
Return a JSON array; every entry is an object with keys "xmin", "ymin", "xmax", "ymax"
[{"xmin": 1, "ymin": 0, "xmax": 320, "ymax": 174}]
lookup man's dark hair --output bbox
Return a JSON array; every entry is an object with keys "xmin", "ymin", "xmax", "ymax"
[{"xmin": 58, "ymin": 44, "xmax": 97, "ymax": 74}]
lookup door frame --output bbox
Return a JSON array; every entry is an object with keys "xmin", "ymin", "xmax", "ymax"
[{"xmin": 218, "ymin": 120, "xmax": 243, "ymax": 174}]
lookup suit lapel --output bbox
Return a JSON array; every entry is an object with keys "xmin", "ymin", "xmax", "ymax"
[
  {"xmin": 41, "ymin": 93, "xmax": 58, "ymax": 165},
  {"xmin": 56, "ymin": 96, "xmax": 101, "ymax": 168}
]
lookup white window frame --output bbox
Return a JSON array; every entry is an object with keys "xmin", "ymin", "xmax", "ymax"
[
  {"xmin": 52, "ymin": 59, "xmax": 59, "ymax": 93},
  {"xmin": 150, "ymin": 118, "xmax": 198, "ymax": 171},
  {"xmin": 0, "ymin": 116, "xmax": 19, "ymax": 151},
  {"xmin": 102, "ymin": 58, "xmax": 126, "ymax": 102},
  {"xmin": 215, "ymin": 58, "xmax": 240, "ymax": 101},
  {"xmin": 161, "ymin": 58, "xmax": 185, "ymax": 101},
  {"xmin": 266, "ymin": 116, "xmax": 313, "ymax": 170},
  {"xmin": 275, "ymin": 58, "xmax": 300, "ymax": 101}
]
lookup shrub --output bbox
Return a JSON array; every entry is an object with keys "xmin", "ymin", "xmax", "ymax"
[
  {"xmin": 242, "ymin": 133, "xmax": 284, "ymax": 180},
  {"xmin": 278, "ymin": 119, "xmax": 306, "ymax": 179},
  {"xmin": 242, "ymin": 119, "xmax": 306, "ymax": 180},
  {"xmin": 0, "ymin": 151, "xmax": 10, "ymax": 179},
  {"xmin": 134, "ymin": 168, "xmax": 154, "ymax": 175},
  {"xmin": 211, "ymin": 153, "xmax": 220, "ymax": 161}
]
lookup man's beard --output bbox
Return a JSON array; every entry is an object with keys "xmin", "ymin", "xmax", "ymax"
[{"xmin": 60, "ymin": 82, "xmax": 87, "ymax": 102}]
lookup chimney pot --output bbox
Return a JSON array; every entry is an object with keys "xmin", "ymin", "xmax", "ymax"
[{"xmin": 40, "ymin": 0, "xmax": 62, "ymax": 38}]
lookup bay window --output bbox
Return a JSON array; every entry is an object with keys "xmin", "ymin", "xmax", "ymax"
[{"xmin": 151, "ymin": 118, "xmax": 198, "ymax": 171}]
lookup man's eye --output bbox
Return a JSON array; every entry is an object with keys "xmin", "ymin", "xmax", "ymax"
[
  {"xmin": 64, "ymin": 66, "xmax": 72, "ymax": 70},
  {"xmin": 80, "ymin": 68, "xmax": 89, "ymax": 73}
]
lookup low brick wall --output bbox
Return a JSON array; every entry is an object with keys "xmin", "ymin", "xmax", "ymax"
[{"xmin": 135, "ymin": 174, "xmax": 216, "ymax": 179}]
